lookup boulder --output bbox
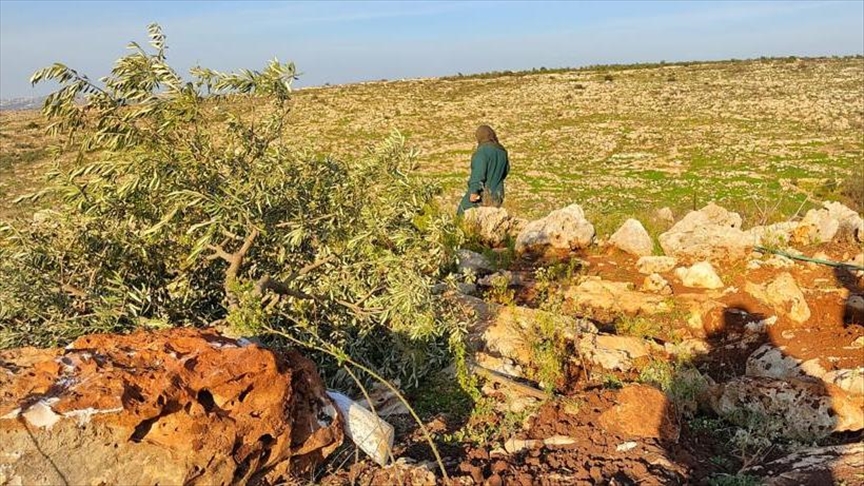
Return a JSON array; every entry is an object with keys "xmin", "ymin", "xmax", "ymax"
[
  {"xmin": 636, "ymin": 256, "xmax": 678, "ymax": 274},
  {"xmin": 609, "ymin": 219, "xmax": 654, "ymax": 256},
  {"xmin": 457, "ymin": 249, "xmax": 495, "ymax": 275},
  {"xmin": 674, "ymin": 262, "xmax": 724, "ymax": 289},
  {"xmin": 795, "ymin": 201, "xmax": 863, "ymax": 244},
  {"xmin": 462, "ymin": 207, "xmax": 516, "ymax": 247},
  {"xmin": 823, "ymin": 201, "xmax": 863, "ymax": 243},
  {"xmin": 708, "ymin": 376, "xmax": 864, "ymax": 440},
  {"xmin": 745, "ymin": 344, "xmax": 827, "ymax": 380},
  {"xmin": 578, "ymin": 334, "xmax": 651, "ymax": 371},
  {"xmin": 598, "ymin": 385, "xmax": 680, "ymax": 441},
  {"xmin": 515, "ymin": 204, "xmax": 595, "ymax": 254},
  {"xmin": 0, "ymin": 329, "xmax": 343, "ymax": 485},
  {"xmin": 565, "ymin": 277, "xmax": 671, "ymax": 316},
  {"xmin": 658, "ymin": 203, "xmax": 752, "ymax": 261},
  {"xmin": 745, "ymin": 272, "xmax": 811, "ymax": 324},
  {"xmin": 747, "ymin": 443, "xmax": 864, "ymax": 486}
]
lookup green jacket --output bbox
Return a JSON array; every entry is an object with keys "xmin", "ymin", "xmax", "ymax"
[{"xmin": 457, "ymin": 143, "xmax": 510, "ymax": 215}]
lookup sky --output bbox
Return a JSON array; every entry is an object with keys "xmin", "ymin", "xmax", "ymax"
[{"xmin": 1, "ymin": 0, "xmax": 863, "ymax": 99}]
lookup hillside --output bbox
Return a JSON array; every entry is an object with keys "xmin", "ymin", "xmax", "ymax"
[{"xmin": 2, "ymin": 57, "xmax": 862, "ymax": 227}]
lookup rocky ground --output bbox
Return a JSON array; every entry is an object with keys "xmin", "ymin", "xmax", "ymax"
[
  {"xmin": 0, "ymin": 200, "xmax": 862, "ymax": 485},
  {"xmin": 319, "ymin": 201, "xmax": 863, "ymax": 485}
]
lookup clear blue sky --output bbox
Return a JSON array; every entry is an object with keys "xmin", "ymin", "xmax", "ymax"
[{"xmin": 1, "ymin": 0, "xmax": 862, "ymax": 99}]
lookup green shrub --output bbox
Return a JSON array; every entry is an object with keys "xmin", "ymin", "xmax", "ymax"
[{"xmin": 0, "ymin": 24, "xmax": 464, "ymax": 390}]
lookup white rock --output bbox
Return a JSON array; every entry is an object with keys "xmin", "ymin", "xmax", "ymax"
[
  {"xmin": 579, "ymin": 334, "xmax": 650, "ymax": 371},
  {"xmin": 609, "ymin": 219, "xmax": 654, "ymax": 256},
  {"xmin": 462, "ymin": 207, "xmax": 516, "ymax": 247},
  {"xmin": 641, "ymin": 273, "xmax": 673, "ymax": 295},
  {"xmin": 675, "ymin": 262, "xmax": 724, "ymax": 289},
  {"xmin": 745, "ymin": 273, "xmax": 811, "ymax": 324},
  {"xmin": 636, "ymin": 256, "xmax": 678, "ymax": 274},
  {"xmin": 658, "ymin": 203, "xmax": 752, "ymax": 261},
  {"xmin": 709, "ymin": 377, "xmax": 864, "ymax": 439},
  {"xmin": 515, "ymin": 204, "xmax": 595, "ymax": 254},
  {"xmin": 822, "ymin": 368, "xmax": 864, "ymax": 397},
  {"xmin": 656, "ymin": 207, "xmax": 675, "ymax": 225}
]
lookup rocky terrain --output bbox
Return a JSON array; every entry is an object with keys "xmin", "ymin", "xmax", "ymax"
[{"xmin": 2, "ymin": 200, "xmax": 861, "ymax": 485}]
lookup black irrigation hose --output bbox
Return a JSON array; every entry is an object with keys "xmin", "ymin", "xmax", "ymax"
[{"xmin": 753, "ymin": 245, "xmax": 864, "ymax": 271}]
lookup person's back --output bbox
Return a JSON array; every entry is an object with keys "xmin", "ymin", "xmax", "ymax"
[{"xmin": 457, "ymin": 125, "xmax": 510, "ymax": 215}]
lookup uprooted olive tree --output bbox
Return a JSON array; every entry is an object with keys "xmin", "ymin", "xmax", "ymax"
[{"xmin": 0, "ymin": 24, "xmax": 469, "ymax": 390}]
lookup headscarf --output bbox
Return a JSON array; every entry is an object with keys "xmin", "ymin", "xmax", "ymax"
[{"xmin": 475, "ymin": 125, "xmax": 505, "ymax": 151}]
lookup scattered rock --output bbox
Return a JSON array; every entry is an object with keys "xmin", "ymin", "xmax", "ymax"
[
  {"xmin": 658, "ymin": 203, "xmax": 752, "ymax": 261},
  {"xmin": 0, "ymin": 329, "xmax": 343, "ymax": 485},
  {"xmin": 641, "ymin": 273, "xmax": 673, "ymax": 295},
  {"xmin": 598, "ymin": 385, "xmax": 680, "ymax": 441},
  {"xmin": 636, "ymin": 255, "xmax": 678, "ymax": 274},
  {"xmin": 746, "ymin": 443, "xmax": 864, "ymax": 486},
  {"xmin": 674, "ymin": 262, "xmax": 724, "ymax": 289},
  {"xmin": 457, "ymin": 249, "xmax": 495, "ymax": 275},
  {"xmin": 846, "ymin": 295, "xmax": 864, "ymax": 324},
  {"xmin": 565, "ymin": 277, "xmax": 671, "ymax": 316},
  {"xmin": 745, "ymin": 272, "xmax": 811, "ymax": 324},
  {"xmin": 578, "ymin": 334, "xmax": 650, "ymax": 371},
  {"xmin": 708, "ymin": 376, "xmax": 864, "ymax": 440},
  {"xmin": 609, "ymin": 219, "xmax": 654, "ymax": 256},
  {"xmin": 515, "ymin": 204, "xmax": 595, "ymax": 254},
  {"xmin": 462, "ymin": 207, "xmax": 516, "ymax": 247}
]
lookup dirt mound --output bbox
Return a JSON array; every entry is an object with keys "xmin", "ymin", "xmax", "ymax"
[{"xmin": 0, "ymin": 328, "xmax": 342, "ymax": 485}]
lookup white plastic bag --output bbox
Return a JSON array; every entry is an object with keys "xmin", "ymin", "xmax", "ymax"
[{"xmin": 326, "ymin": 390, "xmax": 395, "ymax": 466}]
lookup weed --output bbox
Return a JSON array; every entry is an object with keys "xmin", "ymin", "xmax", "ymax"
[{"xmin": 602, "ymin": 374, "xmax": 624, "ymax": 389}]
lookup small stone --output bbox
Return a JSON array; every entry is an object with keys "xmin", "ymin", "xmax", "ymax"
[
  {"xmin": 641, "ymin": 273, "xmax": 673, "ymax": 295},
  {"xmin": 675, "ymin": 261, "xmax": 724, "ymax": 289},
  {"xmin": 636, "ymin": 256, "xmax": 678, "ymax": 274}
]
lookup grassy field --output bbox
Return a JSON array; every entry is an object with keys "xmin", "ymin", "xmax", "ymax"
[{"xmin": 2, "ymin": 57, "xmax": 862, "ymax": 234}]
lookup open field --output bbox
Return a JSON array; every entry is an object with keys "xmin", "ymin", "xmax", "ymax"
[{"xmin": 2, "ymin": 57, "xmax": 863, "ymax": 231}]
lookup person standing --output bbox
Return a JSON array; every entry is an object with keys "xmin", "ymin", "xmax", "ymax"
[{"xmin": 457, "ymin": 125, "xmax": 510, "ymax": 216}]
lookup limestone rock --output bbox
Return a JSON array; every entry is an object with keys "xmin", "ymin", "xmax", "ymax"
[
  {"xmin": 457, "ymin": 249, "xmax": 495, "ymax": 275},
  {"xmin": 658, "ymin": 203, "xmax": 752, "ymax": 261},
  {"xmin": 745, "ymin": 273, "xmax": 811, "ymax": 324},
  {"xmin": 609, "ymin": 219, "xmax": 653, "ymax": 256},
  {"xmin": 598, "ymin": 385, "xmax": 680, "ymax": 441},
  {"xmin": 823, "ymin": 201, "xmax": 863, "ymax": 243},
  {"xmin": 748, "ymin": 443, "xmax": 864, "ymax": 486},
  {"xmin": 0, "ymin": 329, "xmax": 343, "ymax": 485},
  {"xmin": 462, "ymin": 207, "xmax": 516, "ymax": 247},
  {"xmin": 565, "ymin": 277, "xmax": 671, "ymax": 316},
  {"xmin": 822, "ymin": 368, "xmax": 864, "ymax": 397},
  {"xmin": 797, "ymin": 207, "xmax": 840, "ymax": 243},
  {"xmin": 709, "ymin": 376, "xmax": 864, "ymax": 440},
  {"xmin": 747, "ymin": 222, "xmax": 799, "ymax": 248},
  {"xmin": 674, "ymin": 262, "xmax": 724, "ymax": 289},
  {"xmin": 641, "ymin": 273, "xmax": 673, "ymax": 295},
  {"xmin": 745, "ymin": 344, "xmax": 827, "ymax": 380},
  {"xmin": 515, "ymin": 204, "xmax": 595, "ymax": 254},
  {"xmin": 636, "ymin": 256, "xmax": 678, "ymax": 274},
  {"xmin": 460, "ymin": 295, "xmax": 597, "ymax": 367},
  {"xmin": 578, "ymin": 334, "xmax": 650, "ymax": 371}
]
